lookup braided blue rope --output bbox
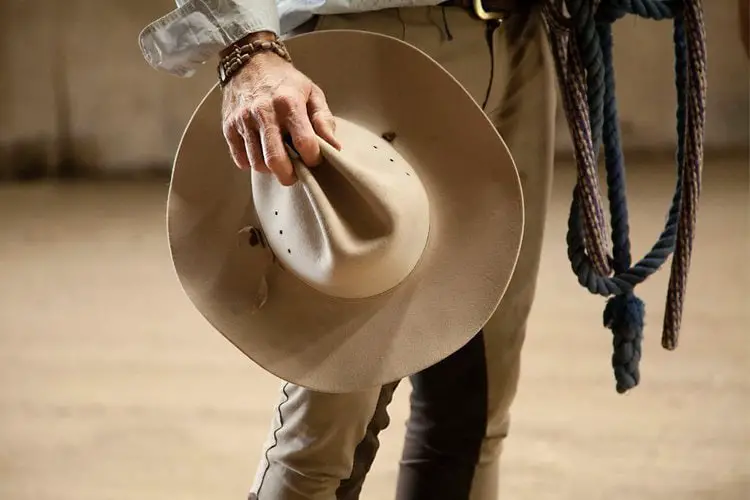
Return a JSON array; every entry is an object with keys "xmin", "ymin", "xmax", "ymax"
[{"xmin": 556, "ymin": 0, "xmax": 702, "ymax": 393}]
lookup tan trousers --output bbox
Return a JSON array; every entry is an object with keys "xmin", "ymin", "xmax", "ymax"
[{"xmin": 251, "ymin": 5, "xmax": 556, "ymax": 499}]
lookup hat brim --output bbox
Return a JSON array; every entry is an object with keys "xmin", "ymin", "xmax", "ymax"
[{"xmin": 167, "ymin": 30, "xmax": 524, "ymax": 393}]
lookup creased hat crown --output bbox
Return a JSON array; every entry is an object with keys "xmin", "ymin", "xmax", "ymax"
[{"xmin": 252, "ymin": 118, "xmax": 431, "ymax": 299}]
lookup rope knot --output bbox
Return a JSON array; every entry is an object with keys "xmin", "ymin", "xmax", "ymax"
[{"xmin": 604, "ymin": 292, "xmax": 644, "ymax": 393}]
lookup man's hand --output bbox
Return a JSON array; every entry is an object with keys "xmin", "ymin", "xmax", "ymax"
[{"xmin": 221, "ymin": 32, "xmax": 341, "ymax": 186}]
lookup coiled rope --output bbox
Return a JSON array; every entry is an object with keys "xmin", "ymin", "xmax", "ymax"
[{"xmin": 540, "ymin": 0, "xmax": 707, "ymax": 393}]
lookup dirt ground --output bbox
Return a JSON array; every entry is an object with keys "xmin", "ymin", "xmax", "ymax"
[{"xmin": 1, "ymin": 159, "xmax": 747, "ymax": 500}]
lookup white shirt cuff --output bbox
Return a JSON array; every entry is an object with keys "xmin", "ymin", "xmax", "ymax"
[{"xmin": 139, "ymin": 0, "xmax": 281, "ymax": 78}]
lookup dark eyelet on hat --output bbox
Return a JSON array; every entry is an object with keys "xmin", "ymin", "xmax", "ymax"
[
  {"xmin": 248, "ymin": 231, "xmax": 260, "ymax": 247},
  {"xmin": 244, "ymin": 227, "xmax": 266, "ymax": 248}
]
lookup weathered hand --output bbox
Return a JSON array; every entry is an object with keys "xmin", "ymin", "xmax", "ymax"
[{"xmin": 220, "ymin": 33, "xmax": 341, "ymax": 186}]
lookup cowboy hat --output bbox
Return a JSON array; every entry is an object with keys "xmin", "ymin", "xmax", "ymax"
[{"xmin": 167, "ymin": 29, "xmax": 524, "ymax": 393}]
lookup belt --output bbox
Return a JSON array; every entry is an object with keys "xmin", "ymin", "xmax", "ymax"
[{"xmin": 440, "ymin": 0, "xmax": 520, "ymax": 20}]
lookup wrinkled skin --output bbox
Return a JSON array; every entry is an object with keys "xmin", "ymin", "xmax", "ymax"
[{"xmin": 220, "ymin": 32, "xmax": 341, "ymax": 186}]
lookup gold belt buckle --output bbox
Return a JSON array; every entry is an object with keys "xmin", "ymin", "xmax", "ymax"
[{"xmin": 472, "ymin": 0, "xmax": 507, "ymax": 21}]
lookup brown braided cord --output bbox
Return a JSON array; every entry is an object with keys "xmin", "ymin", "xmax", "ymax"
[{"xmin": 663, "ymin": 0, "xmax": 707, "ymax": 349}]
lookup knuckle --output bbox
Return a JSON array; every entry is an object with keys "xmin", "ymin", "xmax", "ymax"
[
  {"xmin": 235, "ymin": 109, "xmax": 254, "ymax": 131},
  {"xmin": 310, "ymin": 112, "xmax": 331, "ymax": 126},
  {"xmin": 265, "ymin": 152, "xmax": 288, "ymax": 167},
  {"xmin": 292, "ymin": 133, "xmax": 316, "ymax": 151},
  {"xmin": 311, "ymin": 105, "xmax": 333, "ymax": 119},
  {"xmin": 311, "ymin": 112, "xmax": 335, "ymax": 132},
  {"xmin": 261, "ymin": 123, "xmax": 282, "ymax": 141},
  {"xmin": 310, "ymin": 83, "xmax": 325, "ymax": 97},
  {"xmin": 248, "ymin": 99, "xmax": 274, "ymax": 123},
  {"xmin": 222, "ymin": 121, "xmax": 236, "ymax": 141},
  {"xmin": 272, "ymin": 90, "xmax": 301, "ymax": 113}
]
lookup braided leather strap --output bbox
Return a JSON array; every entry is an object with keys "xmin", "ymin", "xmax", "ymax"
[{"xmin": 218, "ymin": 37, "xmax": 292, "ymax": 86}]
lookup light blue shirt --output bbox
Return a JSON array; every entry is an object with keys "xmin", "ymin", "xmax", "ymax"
[{"xmin": 139, "ymin": 0, "xmax": 443, "ymax": 77}]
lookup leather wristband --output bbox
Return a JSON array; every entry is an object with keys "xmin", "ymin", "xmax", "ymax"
[{"xmin": 218, "ymin": 36, "xmax": 292, "ymax": 86}]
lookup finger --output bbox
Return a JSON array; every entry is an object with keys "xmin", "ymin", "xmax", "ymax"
[
  {"xmin": 235, "ymin": 108, "xmax": 269, "ymax": 173},
  {"xmin": 252, "ymin": 102, "xmax": 296, "ymax": 186},
  {"xmin": 308, "ymin": 86, "xmax": 341, "ymax": 150},
  {"xmin": 223, "ymin": 122, "xmax": 251, "ymax": 170},
  {"xmin": 243, "ymin": 130, "xmax": 270, "ymax": 173},
  {"xmin": 284, "ymin": 99, "xmax": 322, "ymax": 167},
  {"xmin": 260, "ymin": 124, "xmax": 296, "ymax": 186}
]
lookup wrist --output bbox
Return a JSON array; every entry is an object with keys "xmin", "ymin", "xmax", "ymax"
[
  {"xmin": 218, "ymin": 33, "xmax": 293, "ymax": 86},
  {"xmin": 220, "ymin": 31, "xmax": 277, "ymax": 59}
]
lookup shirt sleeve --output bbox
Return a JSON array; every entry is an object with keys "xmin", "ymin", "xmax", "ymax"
[{"xmin": 139, "ymin": 0, "xmax": 281, "ymax": 78}]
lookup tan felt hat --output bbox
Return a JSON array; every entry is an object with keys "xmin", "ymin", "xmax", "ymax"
[{"xmin": 167, "ymin": 29, "xmax": 525, "ymax": 393}]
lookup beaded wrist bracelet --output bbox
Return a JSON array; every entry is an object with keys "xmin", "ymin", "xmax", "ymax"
[{"xmin": 218, "ymin": 37, "xmax": 292, "ymax": 86}]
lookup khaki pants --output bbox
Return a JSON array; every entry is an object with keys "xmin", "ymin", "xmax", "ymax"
[{"xmin": 251, "ymin": 5, "xmax": 556, "ymax": 499}]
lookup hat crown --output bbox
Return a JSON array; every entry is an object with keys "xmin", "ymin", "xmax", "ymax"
[{"xmin": 252, "ymin": 118, "xmax": 431, "ymax": 299}]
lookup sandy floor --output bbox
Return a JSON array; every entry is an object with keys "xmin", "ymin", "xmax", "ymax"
[{"xmin": 0, "ymin": 159, "xmax": 747, "ymax": 500}]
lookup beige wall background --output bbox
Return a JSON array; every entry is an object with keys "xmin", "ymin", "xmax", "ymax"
[{"xmin": 0, "ymin": 0, "xmax": 747, "ymax": 176}]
